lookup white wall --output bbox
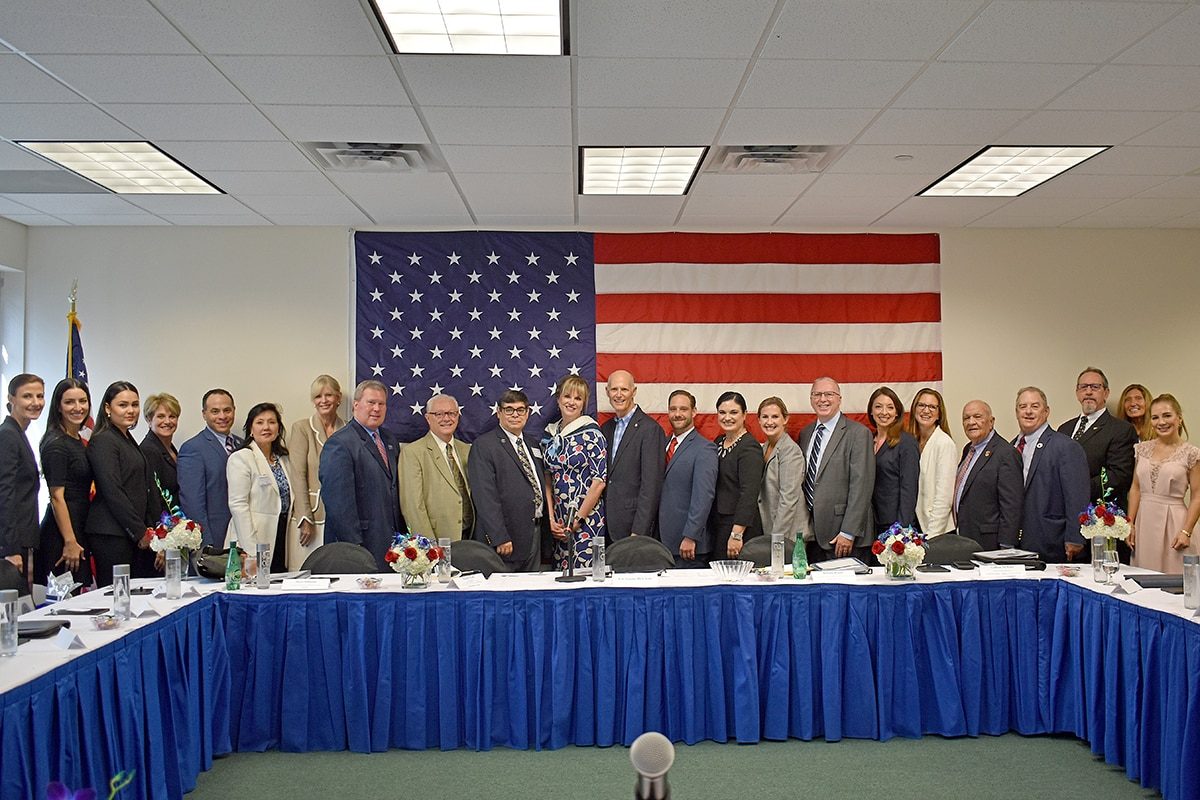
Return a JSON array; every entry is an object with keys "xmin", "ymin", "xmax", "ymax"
[
  {"xmin": 20, "ymin": 225, "xmax": 1200, "ymax": 443},
  {"xmin": 0, "ymin": 217, "xmax": 29, "ymax": 392}
]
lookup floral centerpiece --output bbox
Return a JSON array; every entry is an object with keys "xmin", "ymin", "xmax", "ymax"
[
  {"xmin": 141, "ymin": 480, "xmax": 203, "ymax": 570},
  {"xmin": 384, "ymin": 531, "xmax": 444, "ymax": 588},
  {"xmin": 1079, "ymin": 469, "xmax": 1131, "ymax": 582},
  {"xmin": 871, "ymin": 522, "xmax": 926, "ymax": 580}
]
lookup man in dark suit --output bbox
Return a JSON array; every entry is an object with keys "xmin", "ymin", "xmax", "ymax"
[
  {"xmin": 798, "ymin": 377, "xmax": 874, "ymax": 562},
  {"xmin": 1013, "ymin": 387, "xmax": 1090, "ymax": 563},
  {"xmin": 657, "ymin": 389, "xmax": 718, "ymax": 568},
  {"xmin": 320, "ymin": 380, "xmax": 402, "ymax": 570},
  {"xmin": 954, "ymin": 400, "xmax": 1023, "ymax": 550},
  {"xmin": 0, "ymin": 374, "xmax": 45, "ymax": 582},
  {"xmin": 467, "ymin": 390, "xmax": 546, "ymax": 572},
  {"xmin": 1057, "ymin": 367, "xmax": 1139, "ymax": 562},
  {"xmin": 600, "ymin": 370, "xmax": 665, "ymax": 542},
  {"xmin": 178, "ymin": 388, "xmax": 241, "ymax": 548}
]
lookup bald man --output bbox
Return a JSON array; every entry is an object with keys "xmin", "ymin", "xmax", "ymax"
[
  {"xmin": 954, "ymin": 400, "xmax": 1023, "ymax": 551},
  {"xmin": 600, "ymin": 370, "xmax": 666, "ymax": 542}
]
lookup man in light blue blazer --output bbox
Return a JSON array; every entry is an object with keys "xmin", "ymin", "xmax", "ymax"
[
  {"xmin": 178, "ymin": 389, "xmax": 241, "ymax": 548},
  {"xmin": 657, "ymin": 389, "xmax": 717, "ymax": 568},
  {"xmin": 320, "ymin": 380, "xmax": 402, "ymax": 570}
]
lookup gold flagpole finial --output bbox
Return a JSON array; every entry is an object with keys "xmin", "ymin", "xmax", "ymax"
[{"xmin": 68, "ymin": 278, "xmax": 78, "ymax": 315}]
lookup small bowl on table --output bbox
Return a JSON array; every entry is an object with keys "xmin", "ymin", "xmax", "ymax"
[
  {"xmin": 710, "ymin": 559, "xmax": 753, "ymax": 583},
  {"xmin": 1056, "ymin": 565, "xmax": 1081, "ymax": 578},
  {"xmin": 356, "ymin": 576, "xmax": 384, "ymax": 590},
  {"xmin": 90, "ymin": 614, "xmax": 120, "ymax": 631}
]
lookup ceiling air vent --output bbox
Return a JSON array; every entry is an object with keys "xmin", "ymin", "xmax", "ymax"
[
  {"xmin": 301, "ymin": 142, "xmax": 443, "ymax": 173},
  {"xmin": 707, "ymin": 145, "xmax": 843, "ymax": 175}
]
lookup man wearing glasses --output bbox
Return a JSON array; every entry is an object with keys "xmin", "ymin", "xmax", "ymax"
[
  {"xmin": 398, "ymin": 393, "xmax": 474, "ymax": 542},
  {"xmin": 797, "ymin": 377, "xmax": 875, "ymax": 563},
  {"xmin": 467, "ymin": 390, "xmax": 547, "ymax": 572}
]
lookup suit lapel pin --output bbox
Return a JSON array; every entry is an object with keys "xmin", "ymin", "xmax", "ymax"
[
  {"xmin": 984, "ymin": 450, "xmax": 991, "ymax": 457},
  {"xmin": 1036, "ymin": 442, "xmax": 1043, "ymax": 449}
]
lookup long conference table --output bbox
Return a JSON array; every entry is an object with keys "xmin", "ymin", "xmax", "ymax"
[{"xmin": 2, "ymin": 567, "xmax": 1198, "ymax": 800}]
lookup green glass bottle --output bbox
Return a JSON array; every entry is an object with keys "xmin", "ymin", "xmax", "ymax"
[
  {"xmin": 792, "ymin": 537, "xmax": 808, "ymax": 579},
  {"xmin": 225, "ymin": 540, "xmax": 242, "ymax": 591}
]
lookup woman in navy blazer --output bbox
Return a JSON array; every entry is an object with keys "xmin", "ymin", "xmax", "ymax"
[
  {"xmin": 708, "ymin": 391, "xmax": 764, "ymax": 560},
  {"xmin": 868, "ymin": 386, "xmax": 920, "ymax": 537}
]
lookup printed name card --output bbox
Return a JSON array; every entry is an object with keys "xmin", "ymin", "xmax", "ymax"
[
  {"xmin": 280, "ymin": 578, "xmax": 332, "ymax": 591},
  {"xmin": 1111, "ymin": 578, "xmax": 1142, "ymax": 595},
  {"xmin": 976, "ymin": 564, "xmax": 1027, "ymax": 580},
  {"xmin": 54, "ymin": 628, "xmax": 86, "ymax": 650},
  {"xmin": 608, "ymin": 573, "xmax": 657, "ymax": 586},
  {"xmin": 450, "ymin": 573, "xmax": 488, "ymax": 590},
  {"xmin": 130, "ymin": 599, "xmax": 160, "ymax": 618}
]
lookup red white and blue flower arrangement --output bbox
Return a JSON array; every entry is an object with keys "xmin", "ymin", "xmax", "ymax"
[
  {"xmin": 141, "ymin": 479, "xmax": 203, "ymax": 558},
  {"xmin": 1079, "ymin": 469, "xmax": 1131, "ymax": 582},
  {"xmin": 872, "ymin": 523, "xmax": 926, "ymax": 579},
  {"xmin": 384, "ymin": 531, "xmax": 444, "ymax": 588}
]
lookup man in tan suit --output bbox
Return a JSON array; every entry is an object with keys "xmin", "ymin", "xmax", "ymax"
[{"xmin": 398, "ymin": 393, "xmax": 473, "ymax": 541}]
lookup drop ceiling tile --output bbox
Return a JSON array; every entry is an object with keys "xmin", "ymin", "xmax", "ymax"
[
  {"xmin": 0, "ymin": 142, "xmax": 57, "ymax": 170},
  {"xmin": 399, "ymin": 56, "xmax": 570, "ymax": 107},
  {"xmin": 154, "ymin": 141, "xmax": 313, "ymax": 172},
  {"xmin": 35, "ymin": 55, "xmax": 244, "ymax": 103},
  {"xmin": 151, "ymin": 0, "xmax": 384, "ymax": 56},
  {"xmin": 237, "ymin": 194, "xmax": 365, "ymax": 216},
  {"xmin": 103, "ymin": 104, "xmax": 283, "ymax": 142},
  {"xmin": 739, "ymin": 60, "xmax": 922, "ymax": 109},
  {"xmin": 161, "ymin": 213, "xmax": 271, "ymax": 226},
  {"xmin": 672, "ymin": 214, "xmax": 780, "ymax": 230},
  {"xmin": 1024, "ymin": 173, "xmax": 1169, "ymax": 199},
  {"xmin": 683, "ymin": 192, "xmax": 795, "ymax": 217},
  {"xmin": 720, "ymin": 109, "xmax": 876, "ymax": 145},
  {"xmin": 121, "ymin": 194, "xmax": 251, "ymax": 214},
  {"xmin": 214, "ymin": 56, "xmax": 408, "ymax": 106},
  {"xmin": 0, "ymin": 197, "xmax": 37, "ymax": 214},
  {"xmin": 200, "ymin": 171, "xmax": 341, "ymax": 196},
  {"xmin": 857, "ymin": 109, "xmax": 1026, "ymax": 145},
  {"xmin": 325, "ymin": 172, "xmax": 468, "ymax": 218},
  {"xmin": 10, "ymin": 193, "xmax": 140, "ymax": 214},
  {"xmin": 0, "ymin": 55, "xmax": 85, "ymax": 103},
  {"xmin": 1071, "ymin": 146, "xmax": 1200, "ymax": 175},
  {"xmin": 441, "ymin": 146, "xmax": 573, "ymax": 174},
  {"xmin": 455, "ymin": 173, "xmax": 573, "ymax": 216},
  {"xmin": 258, "ymin": 212, "xmax": 371, "ymax": 226},
  {"xmin": 778, "ymin": 195, "xmax": 904, "ymax": 220},
  {"xmin": 968, "ymin": 196, "xmax": 1116, "ymax": 226},
  {"xmin": 1115, "ymin": 5, "xmax": 1200, "ymax": 66},
  {"xmin": 1135, "ymin": 176, "xmax": 1200, "ymax": 199},
  {"xmin": 0, "ymin": 104, "xmax": 139, "ymax": 140},
  {"xmin": 762, "ymin": 1, "xmax": 984, "ymax": 60},
  {"xmin": 893, "ymin": 62, "xmax": 1093, "ymax": 109},
  {"xmin": 1093, "ymin": 196, "xmax": 1200, "ymax": 218},
  {"xmin": 577, "ymin": 108, "xmax": 726, "ymax": 145},
  {"xmin": 997, "ymin": 110, "xmax": 1175, "ymax": 145},
  {"xmin": 938, "ymin": 1, "xmax": 1177, "ymax": 64},
  {"xmin": 1126, "ymin": 113, "xmax": 1200, "ymax": 147},
  {"xmin": 258, "ymin": 104, "xmax": 425, "ymax": 143},
  {"xmin": 574, "ymin": 0, "xmax": 778, "ymax": 58},
  {"xmin": 1061, "ymin": 214, "xmax": 1168, "ymax": 228},
  {"xmin": 1048, "ymin": 65, "xmax": 1200, "ymax": 111},
  {"xmin": 473, "ymin": 214, "xmax": 578, "ymax": 228},
  {"xmin": 56, "ymin": 213, "xmax": 171, "ymax": 226},
  {"xmin": 0, "ymin": 1, "xmax": 196, "ymax": 54},
  {"xmin": 423, "ymin": 107, "xmax": 571, "ymax": 146},
  {"xmin": 873, "ymin": 197, "xmax": 1011, "ymax": 227},
  {"xmin": 803, "ymin": 173, "xmax": 932, "ymax": 198},
  {"xmin": 1, "ymin": 213, "xmax": 69, "ymax": 226},
  {"xmin": 578, "ymin": 214, "xmax": 682, "ymax": 229},
  {"xmin": 691, "ymin": 173, "xmax": 819, "ymax": 198},
  {"xmin": 577, "ymin": 58, "xmax": 747, "ymax": 108},
  {"xmin": 826, "ymin": 144, "xmax": 980, "ymax": 175},
  {"xmin": 0, "ymin": 171, "xmax": 104, "ymax": 194},
  {"xmin": 577, "ymin": 196, "xmax": 686, "ymax": 217}
]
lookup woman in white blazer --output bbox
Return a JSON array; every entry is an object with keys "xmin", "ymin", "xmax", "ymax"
[
  {"xmin": 226, "ymin": 402, "xmax": 293, "ymax": 573},
  {"xmin": 757, "ymin": 397, "xmax": 811, "ymax": 544},
  {"xmin": 906, "ymin": 388, "xmax": 957, "ymax": 538},
  {"xmin": 287, "ymin": 375, "xmax": 346, "ymax": 570}
]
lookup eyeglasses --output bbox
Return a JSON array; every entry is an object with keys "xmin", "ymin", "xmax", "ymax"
[
  {"xmin": 500, "ymin": 406, "xmax": 529, "ymax": 417},
  {"xmin": 427, "ymin": 410, "xmax": 459, "ymax": 420},
  {"xmin": 1076, "ymin": 383, "xmax": 1104, "ymax": 391},
  {"xmin": 915, "ymin": 402, "xmax": 940, "ymax": 412},
  {"xmin": 810, "ymin": 391, "xmax": 840, "ymax": 399}
]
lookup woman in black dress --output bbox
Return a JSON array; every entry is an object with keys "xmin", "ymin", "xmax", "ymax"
[
  {"xmin": 37, "ymin": 379, "xmax": 93, "ymax": 585},
  {"xmin": 708, "ymin": 391, "xmax": 765, "ymax": 561}
]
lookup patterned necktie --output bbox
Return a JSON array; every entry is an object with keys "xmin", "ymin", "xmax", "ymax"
[
  {"xmin": 1017, "ymin": 436, "xmax": 1026, "ymax": 454},
  {"xmin": 953, "ymin": 449, "xmax": 974, "ymax": 519},
  {"xmin": 372, "ymin": 430, "xmax": 390, "ymax": 473},
  {"xmin": 1073, "ymin": 415, "xmax": 1088, "ymax": 441},
  {"xmin": 224, "ymin": 435, "xmax": 234, "ymax": 454},
  {"xmin": 666, "ymin": 436, "xmax": 678, "ymax": 465},
  {"xmin": 803, "ymin": 423, "xmax": 825, "ymax": 513},
  {"xmin": 446, "ymin": 442, "xmax": 473, "ymax": 530},
  {"xmin": 513, "ymin": 437, "xmax": 543, "ymax": 514}
]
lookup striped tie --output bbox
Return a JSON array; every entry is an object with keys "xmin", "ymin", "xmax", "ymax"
[{"xmin": 803, "ymin": 423, "xmax": 825, "ymax": 514}]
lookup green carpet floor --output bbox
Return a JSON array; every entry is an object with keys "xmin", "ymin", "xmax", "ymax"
[{"xmin": 187, "ymin": 734, "xmax": 1159, "ymax": 799}]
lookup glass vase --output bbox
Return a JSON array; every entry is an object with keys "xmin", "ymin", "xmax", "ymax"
[
  {"xmin": 887, "ymin": 561, "xmax": 915, "ymax": 581},
  {"xmin": 402, "ymin": 569, "xmax": 432, "ymax": 589}
]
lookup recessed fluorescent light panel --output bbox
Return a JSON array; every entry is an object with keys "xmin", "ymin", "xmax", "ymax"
[
  {"xmin": 581, "ymin": 147, "xmax": 707, "ymax": 196},
  {"xmin": 919, "ymin": 145, "xmax": 1110, "ymax": 197},
  {"xmin": 372, "ymin": 0, "xmax": 566, "ymax": 55},
  {"xmin": 15, "ymin": 141, "xmax": 220, "ymax": 194}
]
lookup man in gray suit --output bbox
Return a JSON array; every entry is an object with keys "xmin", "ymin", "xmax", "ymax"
[
  {"xmin": 797, "ymin": 377, "xmax": 875, "ymax": 562},
  {"xmin": 657, "ymin": 389, "xmax": 718, "ymax": 568},
  {"xmin": 467, "ymin": 390, "xmax": 546, "ymax": 572},
  {"xmin": 600, "ymin": 370, "xmax": 666, "ymax": 542}
]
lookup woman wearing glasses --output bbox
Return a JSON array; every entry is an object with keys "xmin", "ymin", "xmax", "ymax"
[{"xmin": 906, "ymin": 387, "xmax": 957, "ymax": 537}]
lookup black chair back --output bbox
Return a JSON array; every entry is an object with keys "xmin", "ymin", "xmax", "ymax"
[
  {"xmin": 923, "ymin": 533, "xmax": 983, "ymax": 565},
  {"xmin": 450, "ymin": 539, "xmax": 510, "ymax": 578},
  {"xmin": 605, "ymin": 536, "xmax": 675, "ymax": 572},
  {"xmin": 300, "ymin": 542, "xmax": 380, "ymax": 574}
]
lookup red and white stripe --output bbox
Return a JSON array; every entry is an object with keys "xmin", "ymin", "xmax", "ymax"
[{"xmin": 592, "ymin": 232, "xmax": 942, "ymax": 440}]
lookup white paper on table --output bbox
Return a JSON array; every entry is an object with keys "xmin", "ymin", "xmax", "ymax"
[
  {"xmin": 53, "ymin": 627, "xmax": 86, "ymax": 650},
  {"xmin": 280, "ymin": 578, "xmax": 331, "ymax": 591},
  {"xmin": 1111, "ymin": 578, "xmax": 1142, "ymax": 595},
  {"xmin": 976, "ymin": 564, "xmax": 1027, "ymax": 580},
  {"xmin": 609, "ymin": 573, "xmax": 659, "ymax": 586},
  {"xmin": 449, "ymin": 573, "xmax": 488, "ymax": 590},
  {"xmin": 129, "ymin": 599, "xmax": 160, "ymax": 618}
]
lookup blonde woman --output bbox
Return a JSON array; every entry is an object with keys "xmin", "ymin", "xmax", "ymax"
[
  {"xmin": 287, "ymin": 375, "xmax": 345, "ymax": 570},
  {"xmin": 906, "ymin": 387, "xmax": 957, "ymax": 537},
  {"xmin": 1128, "ymin": 394, "xmax": 1200, "ymax": 573},
  {"xmin": 1117, "ymin": 383, "xmax": 1153, "ymax": 442}
]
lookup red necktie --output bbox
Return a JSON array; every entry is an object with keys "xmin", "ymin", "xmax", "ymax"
[
  {"xmin": 372, "ymin": 430, "xmax": 390, "ymax": 472},
  {"xmin": 666, "ymin": 437, "xmax": 678, "ymax": 465},
  {"xmin": 1017, "ymin": 436, "xmax": 1026, "ymax": 454}
]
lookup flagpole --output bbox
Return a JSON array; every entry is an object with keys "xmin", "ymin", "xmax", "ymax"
[{"xmin": 66, "ymin": 279, "xmax": 78, "ymax": 379}]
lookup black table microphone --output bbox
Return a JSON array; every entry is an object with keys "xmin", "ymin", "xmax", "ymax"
[{"xmin": 630, "ymin": 731, "xmax": 674, "ymax": 800}]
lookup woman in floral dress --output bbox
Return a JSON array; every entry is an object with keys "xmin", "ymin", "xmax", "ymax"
[{"xmin": 542, "ymin": 374, "xmax": 607, "ymax": 570}]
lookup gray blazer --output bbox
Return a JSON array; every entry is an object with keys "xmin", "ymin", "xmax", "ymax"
[
  {"xmin": 797, "ymin": 415, "xmax": 875, "ymax": 549},
  {"xmin": 658, "ymin": 429, "xmax": 718, "ymax": 556},
  {"xmin": 759, "ymin": 434, "xmax": 811, "ymax": 541}
]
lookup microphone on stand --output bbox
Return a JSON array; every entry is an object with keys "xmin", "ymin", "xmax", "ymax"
[
  {"xmin": 555, "ymin": 505, "xmax": 585, "ymax": 583},
  {"xmin": 630, "ymin": 731, "xmax": 674, "ymax": 800}
]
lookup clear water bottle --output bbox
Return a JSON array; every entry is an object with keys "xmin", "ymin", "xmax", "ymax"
[
  {"xmin": 1184, "ymin": 555, "xmax": 1200, "ymax": 610},
  {"xmin": 165, "ymin": 549, "xmax": 182, "ymax": 599},
  {"xmin": 112, "ymin": 564, "xmax": 131, "ymax": 620},
  {"xmin": 0, "ymin": 589, "xmax": 18, "ymax": 657},
  {"xmin": 770, "ymin": 533, "xmax": 785, "ymax": 577},
  {"xmin": 792, "ymin": 537, "xmax": 808, "ymax": 579},
  {"xmin": 1091, "ymin": 535, "xmax": 1107, "ymax": 582},
  {"xmin": 225, "ymin": 541, "xmax": 242, "ymax": 591},
  {"xmin": 593, "ymin": 538, "xmax": 607, "ymax": 582},
  {"xmin": 437, "ymin": 538, "xmax": 452, "ymax": 583},
  {"xmin": 256, "ymin": 543, "xmax": 271, "ymax": 589}
]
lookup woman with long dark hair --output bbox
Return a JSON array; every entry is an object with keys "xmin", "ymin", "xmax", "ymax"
[
  {"xmin": 868, "ymin": 386, "xmax": 919, "ymax": 536},
  {"xmin": 37, "ymin": 378, "xmax": 93, "ymax": 584},
  {"xmin": 226, "ymin": 402, "xmax": 293, "ymax": 573},
  {"xmin": 708, "ymin": 391, "xmax": 764, "ymax": 560}
]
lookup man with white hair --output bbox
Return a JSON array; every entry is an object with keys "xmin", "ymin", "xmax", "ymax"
[{"xmin": 399, "ymin": 393, "xmax": 474, "ymax": 541}]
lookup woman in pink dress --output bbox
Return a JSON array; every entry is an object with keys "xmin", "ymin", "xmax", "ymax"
[{"xmin": 1128, "ymin": 394, "xmax": 1200, "ymax": 573}]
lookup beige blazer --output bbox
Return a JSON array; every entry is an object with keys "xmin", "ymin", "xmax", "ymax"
[
  {"xmin": 288, "ymin": 413, "xmax": 346, "ymax": 527},
  {"xmin": 916, "ymin": 426, "xmax": 958, "ymax": 537},
  {"xmin": 398, "ymin": 431, "xmax": 473, "ymax": 541},
  {"xmin": 225, "ymin": 445, "xmax": 293, "ymax": 560}
]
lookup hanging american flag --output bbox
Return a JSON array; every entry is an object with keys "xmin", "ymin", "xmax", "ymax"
[{"xmin": 354, "ymin": 231, "xmax": 941, "ymax": 443}]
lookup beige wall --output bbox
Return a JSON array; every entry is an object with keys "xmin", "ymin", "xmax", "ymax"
[{"xmin": 19, "ymin": 225, "xmax": 1200, "ymax": 443}]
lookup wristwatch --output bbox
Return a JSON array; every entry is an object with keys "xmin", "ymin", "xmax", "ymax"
[{"xmin": 730, "ymin": 532, "xmax": 743, "ymax": 541}]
